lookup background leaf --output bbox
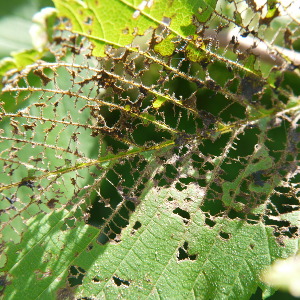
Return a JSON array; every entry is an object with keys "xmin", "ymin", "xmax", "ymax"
[{"xmin": 0, "ymin": 0, "xmax": 53, "ymax": 59}]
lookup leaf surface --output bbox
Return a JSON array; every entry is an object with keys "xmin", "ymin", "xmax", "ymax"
[{"xmin": 1, "ymin": 0, "xmax": 300, "ymax": 299}]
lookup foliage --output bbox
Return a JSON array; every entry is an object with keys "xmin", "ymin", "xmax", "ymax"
[
  {"xmin": 0, "ymin": 0, "xmax": 300, "ymax": 299},
  {"xmin": 0, "ymin": 0, "xmax": 53, "ymax": 59}
]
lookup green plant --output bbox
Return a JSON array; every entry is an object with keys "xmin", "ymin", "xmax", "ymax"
[{"xmin": 0, "ymin": 0, "xmax": 299, "ymax": 299}]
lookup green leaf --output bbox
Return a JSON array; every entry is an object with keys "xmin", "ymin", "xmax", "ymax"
[
  {"xmin": 0, "ymin": 49, "xmax": 42, "ymax": 79},
  {"xmin": 152, "ymin": 95, "xmax": 167, "ymax": 108},
  {"xmin": 2, "ymin": 211, "xmax": 99, "ymax": 299},
  {"xmin": 1, "ymin": 0, "xmax": 300, "ymax": 299},
  {"xmin": 53, "ymin": 0, "xmax": 217, "ymax": 56},
  {"xmin": 154, "ymin": 35, "xmax": 176, "ymax": 57},
  {"xmin": 71, "ymin": 185, "xmax": 297, "ymax": 299}
]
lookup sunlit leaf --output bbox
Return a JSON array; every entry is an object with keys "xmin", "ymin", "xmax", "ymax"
[{"xmin": 1, "ymin": 0, "xmax": 300, "ymax": 299}]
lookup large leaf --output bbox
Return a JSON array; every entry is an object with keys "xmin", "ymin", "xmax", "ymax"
[{"xmin": 1, "ymin": 0, "xmax": 300, "ymax": 299}]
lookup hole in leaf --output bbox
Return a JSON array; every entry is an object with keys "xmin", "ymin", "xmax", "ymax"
[
  {"xmin": 133, "ymin": 221, "xmax": 141, "ymax": 230},
  {"xmin": 173, "ymin": 207, "xmax": 190, "ymax": 223},
  {"xmin": 86, "ymin": 244, "xmax": 93, "ymax": 252},
  {"xmin": 205, "ymin": 217, "xmax": 216, "ymax": 227},
  {"xmin": 68, "ymin": 266, "xmax": 86, "ymax": 287},
  {"xmin": 219, "ymin": 231, "xmax": 231, "ymax": 240},
  {"xmin": 175, "ymin": 182, "xmax": 186, "ymax": 191},
  {"xmin": 92, "ymin": 277, "xmax": 100, "ymax": 283},
  {"xmin": 179, "ymin": 177, "xmax": 194, "ymax": 185},
  {"xmin": 158, "ymin": 178, "xmax": 170, "ymax": 187},
  {"xmin": 87, "ymin": 197, "xmax": 112, "ymax": 228},
  {"xmin": 112, "ymin": 276, "xmax": 130, "ymax": 286},
  {"xmin": 201, "ymin": 196, "xmax": 226, "ymax": 216},
  {"xmin": 177, "ymin": 241, "xmax": 197, "ymax": 261},
  {"xmin": 165, "ymin": 164, "xmax": 178, "ymax": 178},
  {"xmin": 270, "ymin": 191, "xmax": 299, "ymax": 214},
  {"xmin": 227, "ymin": 209, "xmax": 243, "ymax": 220}
]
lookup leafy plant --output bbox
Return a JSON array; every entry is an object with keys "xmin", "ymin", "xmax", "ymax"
[{"xmin": 0, "ymin": 0, "xmax": 300, "ymax": 299}]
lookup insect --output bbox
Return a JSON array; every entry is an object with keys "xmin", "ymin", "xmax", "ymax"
[
  {"xmin": 1, "ymin": 179, "xmax": 35, "ymax": 210},
  {"xmin": 241, "ymin": 30, "xmax": 256, "ymax": 38},
  {"xmin": 5, "ymin": 196, "xmax": 15, "ymax": 205},
  {"xmin": 18, "ymin": 180, "xmax": 35, "ymax": 190}
]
